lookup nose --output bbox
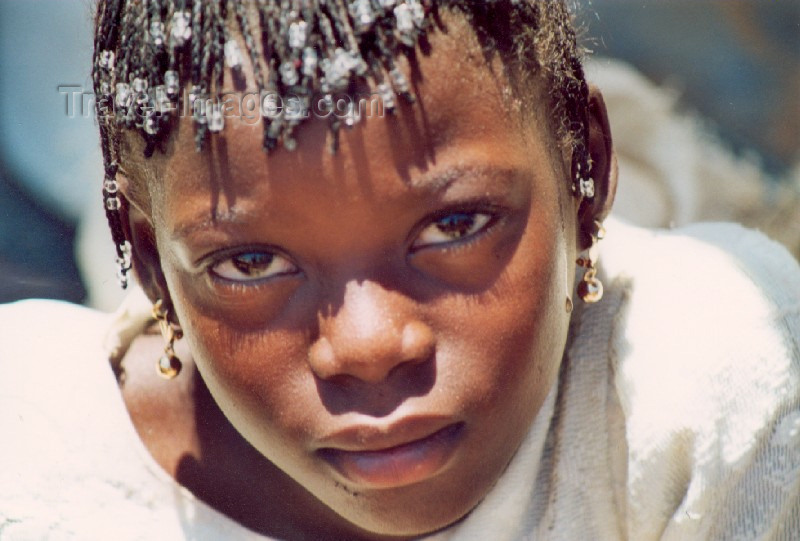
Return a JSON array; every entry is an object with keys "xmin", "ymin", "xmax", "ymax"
[{"xmin": 309, "ymin": 280, "xmax": 434, "ymax": 384}]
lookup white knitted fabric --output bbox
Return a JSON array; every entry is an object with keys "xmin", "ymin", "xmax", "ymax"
[{"xmin": 2, "ymin": 219, "xmax": 798, "ymax": 540}]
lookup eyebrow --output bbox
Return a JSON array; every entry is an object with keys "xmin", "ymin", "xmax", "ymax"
[
  {"xmin": 172, "ymin": 208, "xmax": 250, "ymax": 241},
  {"xmin": 409, "ymin": 163, "xmax": 520, "ymax": 193},
  {"xmin": 172, "ymin": 163, "xmax": 522, "ymax": 241}
]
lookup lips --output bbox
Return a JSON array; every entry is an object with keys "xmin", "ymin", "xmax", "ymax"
[{"xmin": 316, "ymin": 420, "xmax": 465, "ymax": 489}]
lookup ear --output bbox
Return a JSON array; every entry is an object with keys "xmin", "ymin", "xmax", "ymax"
[
  {"xmin": 577, "ymin": 85, "xmax": 618, "ymax": 250},
  {"xmin": 117, "ymin": 178, "xmax": 173, "ymax": 314}
]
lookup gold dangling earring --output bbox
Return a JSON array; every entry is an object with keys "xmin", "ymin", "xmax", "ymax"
[
  {"xmin": 152, "ymin": 299, "xmax": 183, "ymax": 379},
  {"xmin": 576, "ymin": 220, "xmax": 606, "ymax": 304}
]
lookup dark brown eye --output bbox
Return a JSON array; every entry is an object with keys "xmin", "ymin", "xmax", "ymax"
[
  {"xmin": 413, "ymin": 212, "xmax": 492, "ymax": 249},
  {"xmin": 211, "ymin": 251, "xmax": 297, "ymax": 282}
]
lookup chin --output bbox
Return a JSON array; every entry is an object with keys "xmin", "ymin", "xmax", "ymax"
[
  {"xmin": 334, "ymin": 497, "xmax": 473, "ymax": 539},
  {"xmin": 310, "ymin": 455, "xmax": 500, "ymax": 539}
]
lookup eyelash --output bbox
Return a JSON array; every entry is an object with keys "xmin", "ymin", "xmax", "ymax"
[
  {"xmin": 203, "ymin": 208, "xmax": 500, "ymax": 287},
  {"xmin": 207, "ymin": 248, "xmax": 299, "ymax": 287},
  {"xmin": 411, "ymin": 207, "xmax": 500, "ymax": 252}
]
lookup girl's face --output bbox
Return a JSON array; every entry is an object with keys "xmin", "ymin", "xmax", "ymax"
[{"xmin": 128, "ymin": 22, "xmax": 595, "ymax": 537}]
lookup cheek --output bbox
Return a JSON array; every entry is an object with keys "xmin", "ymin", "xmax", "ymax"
[
  {"xmin": 164, "ymin": 268, "xmax": 318, "ymax": 452},
  {"xmin": 435, "ymin": 210, "xmax": 567, "ymax": 425}
]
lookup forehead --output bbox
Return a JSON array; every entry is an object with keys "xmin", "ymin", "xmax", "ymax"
[{"xmin": 122, "ymin": 13, "xmax": 556, "ymax": 221}]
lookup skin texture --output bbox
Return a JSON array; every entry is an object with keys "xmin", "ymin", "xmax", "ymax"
[{"xmin": 118, "ymin": 16, "xmax": 615, "ymax": 540}]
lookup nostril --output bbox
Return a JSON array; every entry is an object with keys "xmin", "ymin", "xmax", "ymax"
[
  {"xmin": 308, "ymin": 336, "xmax": 338, "ymax": 380},
  {"xmin": 401, "ymin": 321, "xmax": 435, "ymax": 364}
]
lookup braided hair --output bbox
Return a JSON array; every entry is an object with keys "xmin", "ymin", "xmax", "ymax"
[{"xmin": 92, "ymin": 0, "xmax": 594, "ymax": 288}]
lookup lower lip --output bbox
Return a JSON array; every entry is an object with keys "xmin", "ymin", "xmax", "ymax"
[{"xmin": 318, "ymin": 423, "xmax": 465, "ymax": 489}]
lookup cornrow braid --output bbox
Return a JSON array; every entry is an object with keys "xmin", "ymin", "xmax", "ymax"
[{"xmin": 92, "ymin": 0, "xmax": 594, "ymax": 289}]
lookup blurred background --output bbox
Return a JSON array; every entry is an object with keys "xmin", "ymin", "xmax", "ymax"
[{"xmin": 1, "ymin": 0, "xmax": 799, "ymax": 310}]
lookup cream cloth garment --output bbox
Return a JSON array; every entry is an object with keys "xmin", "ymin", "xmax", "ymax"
[{"xmin": 1, "ymin": 218, "xmax": 798, "ymax": 540}]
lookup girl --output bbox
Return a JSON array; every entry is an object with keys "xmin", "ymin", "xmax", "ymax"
[{"xmin": 1, "ymin": 1, "xmax": 798, "ymax": 539}]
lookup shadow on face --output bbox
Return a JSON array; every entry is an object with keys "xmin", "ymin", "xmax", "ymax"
[{"xmin": 116, "ymin": 12, "xmax": 600, "ymax": 538}]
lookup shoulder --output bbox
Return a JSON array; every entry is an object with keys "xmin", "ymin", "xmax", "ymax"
[
  {"xmin": 0, "ymin": 298, "xmax": 113, "ymax": 390},
  {"xmin": 600, "ymin": 219, "xmax": 799, "ymax": 399},
  {"xmin": 0, "ymin": 300, "xmax": 126, "ymax": 536},
  {"xmin": 0, "ymin": 298, "xmax": 109, "ymax": 359},
  {"xmin": 601, "ymin": 219, "xmax": 799, "ymax": 410},
  {"xmin": 0, "ymin": 299, "xmax": 261, "ymax": 540},
  {"xmin": 599, "ymin": 219, "xmax": 800, "ymax": 538},
  {"xmin": 0, "ymin": 298, "xmax": 113, "ymax": 448},
  {"xmin": 601, "ymin": 217, "xmax": 800, "ymax": 308}
]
